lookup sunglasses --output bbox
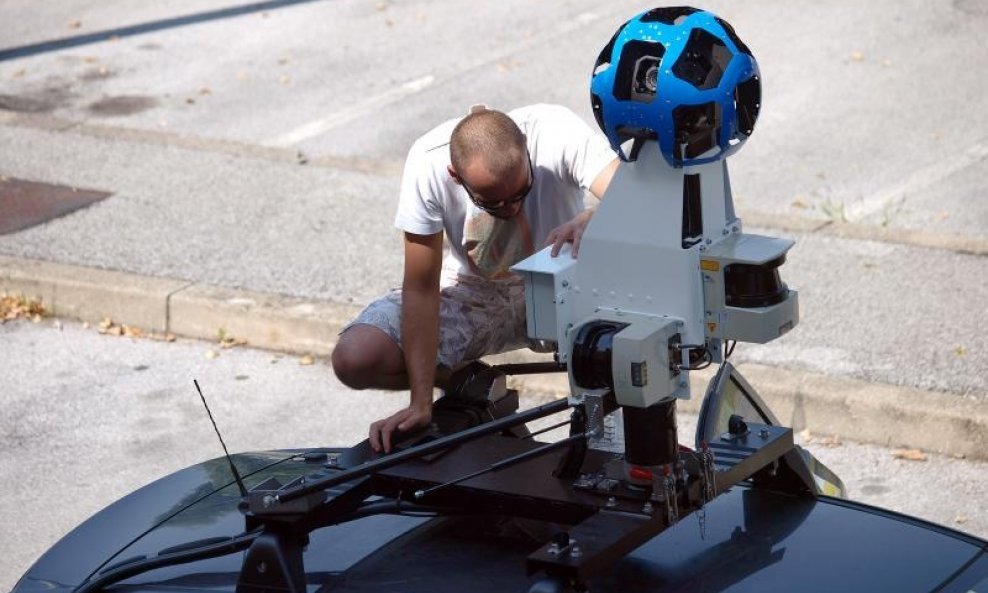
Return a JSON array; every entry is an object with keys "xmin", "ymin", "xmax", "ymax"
[{"xmin": 461, "ymin": 153, "xmax": 534, "ymax": 216}]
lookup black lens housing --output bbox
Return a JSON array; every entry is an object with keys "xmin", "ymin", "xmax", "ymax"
[
  {"xmin": 571, "ymin": 321, "xmax": 628, "ymax": 390},
  {"xmin": 724, "ymin": 255, "xmax": 789, "ymax": 308}
]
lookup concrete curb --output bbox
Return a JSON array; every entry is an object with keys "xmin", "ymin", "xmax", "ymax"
[
  {"xmin": 0, "ymin": 255, "xmax": 360, "ymax": 356},
  {"xmin": 3, "ymin": 254, "xmax": 987, "ymax": 459}
]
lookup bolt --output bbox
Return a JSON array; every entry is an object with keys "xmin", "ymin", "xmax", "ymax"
[
  {"xmin": 263, "ymin": 495, "xmax": 275, "ymax": 509},
  {"xmin": 759, "ymin": 427, "xmax": 770, "ymax": 439},
  {"xmin": 257, "ymin": 561, "xmax": 267, "ymax": 574},
  {"xmin": 606, "ymin": 496, "xmax": 617, "ymax": 508},
  {"xmin": 722, "ymin": 228, "xmax": 729, "ymax": 235},
  {"xmin": 548, "ymin": 543, "xmax": 561, "ymax": 556},
  {"xmin": 570, "ymin": 545, "xmax": 583, "ymax": 558},
  {"xmin": 732, "ymin": 225, "xmax": 739, "ymax": 232},
  {"xmin": 562, "ymin": 280, "xmax": 569, "ymax": 287},
  {"xmin": 643, "ymin": 502, "xmax": 654, "ymax": 514}
]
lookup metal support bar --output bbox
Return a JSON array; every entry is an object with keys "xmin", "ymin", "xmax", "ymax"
[
  {"xmin": 493, "ymin": 361, "xmax": 567, "ymax": 375},
  {"xmin": 278, "ymin": 398, "xmax": 571, "ymax": 503}
]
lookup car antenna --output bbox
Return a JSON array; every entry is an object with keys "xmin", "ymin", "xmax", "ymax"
[{"xmin": 193, "ymin": 379, "xmax": 248, "ymax": 497}]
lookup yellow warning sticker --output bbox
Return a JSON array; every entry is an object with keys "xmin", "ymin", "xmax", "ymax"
[
  {"xmin": 700, "ymin": 260, "xmax": 720, "ymax": 272},
  {"xmin": 707, "ymin": 323, "xmax": 717, "ymax": 333}
]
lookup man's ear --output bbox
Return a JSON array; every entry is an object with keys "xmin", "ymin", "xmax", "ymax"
[{"xmin": 447, "ymin": 164, "xmax": 462, "ymax": 185}]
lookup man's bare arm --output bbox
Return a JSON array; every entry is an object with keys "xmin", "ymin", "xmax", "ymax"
[
  {"xmin": 402, "ymin": 231, "xmax": 444, "ymax": 407},
  {"xmin": 589, "ymin": 158, "xmax": 619, "ymax": 200},
  {"xmin": 368, "ymin": 231, "xmax": 443, "ymax": 453},
  {"xmin": 546, "ymin": 158, "xmax": 619, "ymax": 257}
]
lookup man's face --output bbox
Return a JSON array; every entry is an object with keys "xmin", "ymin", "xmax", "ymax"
[{"xmin": 455, "ymin": 152, "xmax": 533, "ymax": 220}]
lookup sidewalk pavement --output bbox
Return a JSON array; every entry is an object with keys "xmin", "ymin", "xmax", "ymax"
[{"xmin": 2, "ymin": 1, "xmax": 987, "ymax": 459}]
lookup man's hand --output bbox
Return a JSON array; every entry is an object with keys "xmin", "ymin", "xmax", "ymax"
[
  {"xmin": 369, "ymin": 403, "xmax": 432, "ymax": 454},
  {"xmin": 545, "ymin": 208, "xmax": 594, "ymax": 258}
]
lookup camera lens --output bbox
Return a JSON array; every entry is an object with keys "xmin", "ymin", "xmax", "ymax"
[{"xmin": 571, "ymin": 321, "xmax": 628, "ymax": 390}]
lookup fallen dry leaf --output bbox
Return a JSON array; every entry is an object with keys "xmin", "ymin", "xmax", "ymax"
[
  {"xmin": 892, "ymin": 449, "xmax": 927, "ymax": 462},
  {"xmin": 220, "ymin": 336, "xmax": 248, "ymax": 349},
  {"xmin": 0, "ymin": 294, "xmax": 49, "ymax": 323},
  {"xmin": 955, "ymin": 515, "xmax": 969, "ymax": 524},
  {"xmin": 850, "ymin": 51, "xmax": 865, "ymax": 62},
  {"xmin": 206, "ymin": 350, "xmax": 219, "ymax": 359},
  {"xmin": 106, "ymin": 326, "xmax": 123, "ymax": 336},
  {"xmin": 954, "ymin": 345, "xmax": 966, "ymax": 357},
  {"xmin": 146, "ymin": 331, "xmax": 176, "ymax": 342},
  {"xmin": 12, "ymin": 68, "xmax": 26, "ymax": 78},
  {"xmin": 299, "ymin": 355, "xmax": 315, "ymax": 366},
  {"xmin": 69, "ymin": 20, "xmax": 82, "ymax": 29},
  {"xmin": 217, "ymin": 327, "xmax": 248, "ymax": 349},
  {"xmin": 123, "ymin": 325, "xmax": 144, "ymax": 338},
  {"xmin": 819, "ymin": 434, "xmax": 841, "ymax": 448}
]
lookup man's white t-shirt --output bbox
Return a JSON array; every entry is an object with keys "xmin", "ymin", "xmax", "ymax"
[{"xmin": 394, "ymin": 104, "xmax": 616, "ymax": 284}]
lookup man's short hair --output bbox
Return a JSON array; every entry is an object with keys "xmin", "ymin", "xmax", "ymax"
[{"xmin": 449, "ymin": 109, "xmax": 527, "ymax": 181}]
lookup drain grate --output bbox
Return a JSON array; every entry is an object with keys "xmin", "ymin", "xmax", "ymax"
[{"xmin": 0, "ymin": 176, "xmax": 111, "ymax": 235}]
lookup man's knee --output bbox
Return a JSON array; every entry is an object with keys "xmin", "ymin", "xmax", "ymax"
[
  {"xmin": 331, "ymin": 339, "xmax": 372, "ymax": 389},
  {"xmin": 331, "ymin": 326, "xmax": 403, "ymax": 389}
]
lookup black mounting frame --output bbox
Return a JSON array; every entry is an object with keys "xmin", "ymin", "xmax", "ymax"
[{"xmin": 233, "ymin": 362, "xmax": 816, "ymax": 593}]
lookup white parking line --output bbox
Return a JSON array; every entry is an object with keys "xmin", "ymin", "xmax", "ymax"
[
  {"xmin": 270, "ymin": 74, "xmax": 436, "ymax": 147},
  {"xmin": 846, "ymin": 138, "xmax": 988, "ymax": 220},
  {"xmin": 268, "ymin": 11, "xmax": 603, "ymax": 148}
]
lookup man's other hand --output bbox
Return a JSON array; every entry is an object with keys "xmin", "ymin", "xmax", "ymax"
[
  {"xmin": 369, "ymin": 403, "xmax": 432, "ymax": 454},
  {"xmin": 546, "ymin": 208, "xmax": 594, "ymax": 258}
]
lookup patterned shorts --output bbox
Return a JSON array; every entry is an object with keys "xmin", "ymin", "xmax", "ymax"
[{"xmin": 342, "ymin": 274, "xmax": 551, "ymax": 368}]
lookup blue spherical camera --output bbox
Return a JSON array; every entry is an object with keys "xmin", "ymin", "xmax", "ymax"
[{"xmin": 590, "ymin": 7, "xmax": 761, "ymax": 167}]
